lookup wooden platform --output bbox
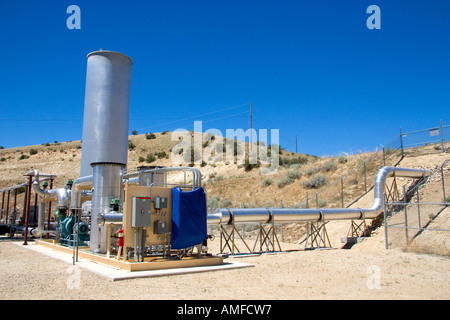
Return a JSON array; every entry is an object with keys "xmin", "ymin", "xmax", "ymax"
[{"xmin": 35, "ymin": 240, "xmax": 224, "ymax": 272}]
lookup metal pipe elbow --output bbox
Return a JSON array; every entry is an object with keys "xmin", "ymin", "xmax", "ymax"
[
  {"xmin": 70, "ymin": 175, "xmax": 93, "ymax": 209},
  {"xmin": 32, "ymin": 178, "xmax": 69, "ymax": 209}
]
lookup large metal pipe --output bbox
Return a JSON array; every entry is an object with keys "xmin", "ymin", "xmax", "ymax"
[
  {"xmin": 123, "ymin": 166, "xmax": 202, "ymax": 188},
  {"xmin": 70, "ymin": 175, "xmax": 93, "ymax": 210},
  {"xmin": 32, "ymin": 183, "xmax": 69, "ymax": 210},
  {"xmin": 31, "ymin": 170, "xmax": 70, "ymax": 236},
  {"xmin": 80, "ymin": 50, "xmax": 133, "ymax": 177},
  {"xmin": 90, "ymin": 163, "xmax": 123, "ymax": 253},
  {"xmin": 207, "ymin": 166, "xmax": 431, "ymax": 224}
]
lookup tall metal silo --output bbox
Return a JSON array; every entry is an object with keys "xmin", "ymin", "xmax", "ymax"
[
  {"xmin": 80, "ymin": 50, "xmax": 133, "ymax": 177},
  {"xmin": 79, "ymin": 50, "xmax": 133, "ymax": 252}
]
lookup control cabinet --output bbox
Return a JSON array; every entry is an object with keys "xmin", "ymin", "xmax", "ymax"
[
  {"xmin": 154, "ymin": 220, "xmax": 168, "ymax": 234},
  {"xmin": 154, "ymin": 196, "xmax": 168, "ymax": 209},
  {"xmin": 131, "ymin": 196, "xmax": 152, "ymax": 227},
  {"xmin": 122, "ymin": 184, "xmax": 174, "ymax": 255}
]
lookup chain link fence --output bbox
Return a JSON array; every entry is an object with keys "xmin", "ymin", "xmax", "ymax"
[
  {"xmin": 384, "ymin": 160, "xmax": 450, "ymax": 256},
  {"xmin": 304, "ymin": 121, "xmax": 449, "ymax": 210},
  {"xmin": 400, "ymin": 120, "xmax": 449, "ymax": 155},
  {"xmin": 303, "ymin": 133, "xmax": 403, "ymax": 209}
]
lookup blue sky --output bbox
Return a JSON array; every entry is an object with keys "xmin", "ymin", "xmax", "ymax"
[{"xmin": 0, "ymin": 0, "xmax": 449, "ymax": 156}]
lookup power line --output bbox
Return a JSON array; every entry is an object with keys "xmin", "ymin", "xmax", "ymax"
[
  {"xmin": 201, "ymin": 111, "xmax": 249, "ymax": 124},
  {"xmin": 133, "ymin": 102, "xmax": 249, "ymax": 132}
]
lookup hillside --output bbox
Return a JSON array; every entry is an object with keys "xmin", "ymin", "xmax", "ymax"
[
  {"xmin": 1, "ymin": 132, "xmax": 449, "ymax": 251},
  {"xmin": 1, "ymin": 132, "xmax": 450, "ymax": 301},
  {"xmin": 0, "ymin": 131, "xmax": 382, "ymax": 210}
]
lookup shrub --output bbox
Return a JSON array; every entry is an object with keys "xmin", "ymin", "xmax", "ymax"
[
  {"xmin": 220, "ymin": 199, "xmax": 233, "ymax": 208},
  {"xmin": 317, "ymin": 198, "xmax": 327, "ymax": 208},
  {"xmin": 261, "ymin": 178, "xmax": 273, "ymax": 187},
  {"xmin": 16, "ymin": 186, "xmax": 26, "ymax": 194},
  {"xmin": 207, "ymin": 196, "xmax": 220, "ymax": 211},
  {"xmin": 132, "ymin": 130, "xmax": 138, "ymax": 135},
  {"xmin": 244, "ymin": 158, "xmax": 260, "ymax": 172},
  {"xmin": 277, "ymin": 177, "xmax": 294, "ymax": 188},
  {"xmin": 293, "ymin": 202, "xmax": 307, "ymax": 208},
  {"xmin": 29, "ymin": 148, "xmax": 38, "ymax": 155},
  {"xmin": 0, "ymin": 157, "xmax": 6, "ymax": 162},
  {"xmin": 259, "ymin": 167, "xmax": 277, "ymax": 175},
  {"xmin": 145, "ymin": 132, "xmax": 156, "ymax": 139},
  {"xmin": 128, "ymin": 141, "xmax": 136, "ymax": 150},
  {"xmin": 304, "ymin": 167, "xmax": 317, "ymax": 176},
  {"xmin": 184, "ymin": 146, "xmax": 201, "ymax": 164},
  {"xmin": 156, "ymin": 151, "xmax": 167, "ymax": 159},
  {"xmin": 338, "ymin": 155, "xmax": 348, "ymax": 164},
  {"xmin": 279, "ymin": 155, "xmax": 308, "ymax": 167},
  {"xmin": 303, "ymin": 174, "xmax": 329, "ymax": 189},
  {"xmin": 138, "ymin": 156, "xmax": 145, "ymax": 163},
  {"xmin": 18, "ymin": 154, "xmax": 29, "ymax": 160},
  {"xmin": 145, "ymin": 154, "xmax": 156, "ymax": 163},
  {"xmin": 321, "ymin": 161, "xmax": 337, "ymax": 172},
  {"xmin": 286, "ymin": 169, "xmax": 302, "ymax": 180}
]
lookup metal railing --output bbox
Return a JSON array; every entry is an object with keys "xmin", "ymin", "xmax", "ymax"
[
  {"xmin": 304, "ymin": 120, "xmax": 449, "ymax": 210},
  {"xmin": 400, "ymin": 120, "xmax": 448, "ymax": 153},
  {"xmin": 304, "ymin": 134, "xmax": 403, "ymax": 209},
  {"xmin": 384, "ymin": 159, "xmax": 450, "ymax": 256}
]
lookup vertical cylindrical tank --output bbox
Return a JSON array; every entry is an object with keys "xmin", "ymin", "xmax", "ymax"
[
  {"xmin": 90, "ymin": 163, "xmax": 123, "ymax": 253},
  {"xmin": 80, "ymin": 50, "xmax": 133, "ymax": 177}
]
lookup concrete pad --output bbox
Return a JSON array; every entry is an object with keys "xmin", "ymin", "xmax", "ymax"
[{"xmin": 16, "ymin": 242, "xmax": 254, "ymax": 281}]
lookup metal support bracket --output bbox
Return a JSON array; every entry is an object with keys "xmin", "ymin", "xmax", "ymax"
[{"xmin": 300, "ymin": 221, "xmax": 332, "ymax": 249}]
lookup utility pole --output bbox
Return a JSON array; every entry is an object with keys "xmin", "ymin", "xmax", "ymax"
[
  {"xmin": 250, "ymin": 101, "xmax": 253, "ymax": 146},
  {"xmin": 296, "ymin": 135, "xmax": 298, "ymax": 153}
]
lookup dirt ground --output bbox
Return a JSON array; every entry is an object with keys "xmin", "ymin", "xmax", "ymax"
[
  {"xmin": 0, "ymin": 143, "xmax": 448, "ymax": 301},
  {"xmin": 0, "ymin": 229, "xmax": 448, "ymax": 300}
]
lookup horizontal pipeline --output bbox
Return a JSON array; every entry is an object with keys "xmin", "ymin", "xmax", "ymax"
[{"xmin": 207, "ymin": 166, "xmax": 431, "ymax": 225}]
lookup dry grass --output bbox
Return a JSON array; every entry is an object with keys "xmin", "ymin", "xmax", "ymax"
[
  {"xmin": 1, "ymin": 133, "xmax": 449, "ymax": 248},
  {"xmin": 1, "ymin": 135, "xmax": 449, "ymax": 300}
]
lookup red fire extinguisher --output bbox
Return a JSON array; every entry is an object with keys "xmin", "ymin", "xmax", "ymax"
[{"xmin": 117, "ymin": 228, "xmax": 124, "ymax": 260}]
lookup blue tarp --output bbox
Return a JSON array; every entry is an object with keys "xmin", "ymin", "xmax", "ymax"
[{"xmin": 171, "ymin": 187, "xmax": 207, "ymax": 249}]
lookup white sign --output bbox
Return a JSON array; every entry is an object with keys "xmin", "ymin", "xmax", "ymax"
[{"xmin": 430, "ymin": 128, "xmax": 439, "ymax": 137}]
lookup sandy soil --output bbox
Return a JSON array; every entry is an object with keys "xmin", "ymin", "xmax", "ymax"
[
  {"xmin": 0, "ymin": 142, "xmax": 448, "ymax": 301},
  {"xmin": 0, "ymin": 232, "xmax": 448, "ymax": 300}
]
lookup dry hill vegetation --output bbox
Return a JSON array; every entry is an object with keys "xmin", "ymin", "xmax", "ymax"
[
  {"xmin": 1, "ymin": 131, "xmax": 449, "ymax": 252},
  {"xmin": 1, "ymin": 131, "xmax": 450, "ymax": 301},
  {"xmin": 0, "ymin": 131, "xmax": 382, "ymax": 210}
]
